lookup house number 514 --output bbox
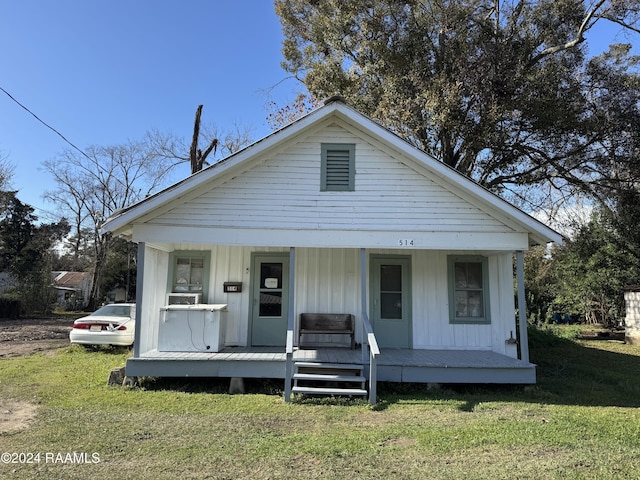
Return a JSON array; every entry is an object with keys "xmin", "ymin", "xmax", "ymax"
[{"xmin": 398, "ymin": 239, "xmax": 415, "ymax": 246}]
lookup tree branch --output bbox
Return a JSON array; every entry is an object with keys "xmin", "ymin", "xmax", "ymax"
[
  {"xmin": 528, "ymin": 0, "xmax": 608, "ymax": 65},
  {"xmin": 596, "ymin": 14, "xmax": 640, "ymax": 35}
]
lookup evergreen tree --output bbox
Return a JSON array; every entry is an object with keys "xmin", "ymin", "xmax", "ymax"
[
  {"xmin": 551, "ymin": 210, "xmax": 637, "ymax": 327},
  {"xmin": 0, "ymin": 192, "xmax": 69, "ymax": 313}
]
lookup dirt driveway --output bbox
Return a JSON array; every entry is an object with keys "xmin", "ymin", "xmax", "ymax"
[
  {"xmin": 0, "ymin": 316, "xmax": 82, "ymax": 433},
  {"xmin": 0, "ymin": 316, "xmax": 77, "ymax": 357}
]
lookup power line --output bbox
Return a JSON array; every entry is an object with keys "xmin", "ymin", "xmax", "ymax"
[
  {"xmin": 0, "ymin": 85, "xmax": 91, "ymax": 160},
  {"xmin": 31, "ymin": 203, "xmax": 66, "ymax": 221}
]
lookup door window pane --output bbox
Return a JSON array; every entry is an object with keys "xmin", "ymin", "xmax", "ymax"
[
  {"xmin": 380, "ymin": 264, "xmax": 402, "ymax": 319},
  {"xmin": 259, "ymin": 292, "xmax": 282, "ymax": 317},
  {"xmin": 261, "ymin": 263, "xmax": 282, "ymax": 289},
  {"xmin": 259, "ymin": 262, "xmax": 283, "ymax": 317},
  {"xmin": 380, "ymin": 265, "xmax": 402, "ymax": 291},
  {"xmin": 381, "ymin": 292, "xmax": 402, "ymax": 319}
]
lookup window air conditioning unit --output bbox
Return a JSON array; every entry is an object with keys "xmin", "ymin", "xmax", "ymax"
[{"xmin": 166, "ymin": 293, "xmax": 202, "ymax": 305}]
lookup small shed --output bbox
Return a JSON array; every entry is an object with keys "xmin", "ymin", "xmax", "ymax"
[
  {"xmin": 52, "ymin": 271, "xmax": 92, "ymax": 310},
  {"xmin": 624, "ymin": 286, "xmax": 640, "ymax": 345}
]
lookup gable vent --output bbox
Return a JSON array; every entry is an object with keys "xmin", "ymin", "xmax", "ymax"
[
  {"xmin": 321, "ymin": 143, "xmax": 355, "ymax": 191},
  {"xmin": 326, "ymin": 149, "xmax": 351, "ymax": 189}
]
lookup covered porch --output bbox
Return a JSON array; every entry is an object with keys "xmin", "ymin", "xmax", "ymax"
[{"xmin": 127, "ymin": 245, "xmax": 533, "ymax": 404}]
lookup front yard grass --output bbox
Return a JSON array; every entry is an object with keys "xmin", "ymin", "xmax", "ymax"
[{"xmin": 1, "ymin": 326, "xmax": 639, "ymax": 479}]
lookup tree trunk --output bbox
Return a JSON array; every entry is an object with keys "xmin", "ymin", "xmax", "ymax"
[
  {"xmin": 189, "ymin": 105, "xmax": 203, "ymax": 174},
  {"xmin": 189, "ymin": 105, "xmax": 218, "ymax": 174},
  {"xmin": 87, "ymin": 233, "xmax": 110, "ymax": 310}
]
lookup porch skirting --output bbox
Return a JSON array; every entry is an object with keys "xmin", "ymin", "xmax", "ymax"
[{"xmin": 125, "ymin": 347, "xmax": 536, "ymax": 384}]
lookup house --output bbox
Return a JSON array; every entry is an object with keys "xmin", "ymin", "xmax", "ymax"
[
  {"xmin": 0, "ymin": 271, "xmax": 16, "ymax": 294},
  {"xmin": 624, "ymin": 286, "xmax": 640, "ymax": 345},
  {"xmin": 52, "ymin": 271, "xmax": 92, "ymax": 310},
  {"xmin": 105, "ymin": 287, "xmax": 127, "ymax": 304},
  {"xmin": 102, "ymin": 98, "xmax": 562, "ymax": 403}
]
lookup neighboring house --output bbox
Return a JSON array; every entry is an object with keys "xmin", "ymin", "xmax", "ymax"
[
  {"xmin": 0, "ymin": 271, "xmax": 16, "ymax": 294},
  {"xmin": 624, "ymin": 286, "xmax": 640, "ymax": 345},
  {"xmin": 102, "ymin": 98, "xmax": 562, "ymax": 403},
  {"xmin": 105, "ymin": 287, "xmax": 127, "ymax": 304},
  {"xmin": 52, "ymin": 271, "xmax": 92, "ymax": 310}
]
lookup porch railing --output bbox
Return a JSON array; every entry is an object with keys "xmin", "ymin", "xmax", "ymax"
[
  {"xmin": 284, "ymin": 328, "xmax": 294, "ymax": 402},
  {"xmin": 283, "ymin": 318, "xmax": 379, "ymax": 404},
  {"xmin": 361, "ymin": 311, "xmax": 379, "ymax": 405},
  {"xmin": 284, "ymin": 247, "xmax": 379, "ymax": 404}
]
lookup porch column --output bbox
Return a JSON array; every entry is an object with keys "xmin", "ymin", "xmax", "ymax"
[
  {"xmin": 133, "ymin": 241, "xmax": 145, "ymax": 359},
  {"xmin": 516, "ymin": 250, "xmax": 529, "ymax": 363},
  {"xmin": 288, "ymin": 247, "xmax": 296, "ymax": 333},
  {"xmin": 360, "ymin": 247, "xmax": 367, "ymax": 364}
]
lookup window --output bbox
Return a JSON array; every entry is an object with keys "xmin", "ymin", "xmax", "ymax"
[
  {"xmin": 321, "ymin": 143, "xmax": 355, "ymax": 191},
  {"xmin": 168, "ymin": 251, "xmax": 210, "ymax": 301},
  {"xmin": 448, "ymin": 256, "xmax": 490, "ymax": 324},
  {"xmin": 174, "ymin": 257, "xmax": 204, "ymax": 292}
]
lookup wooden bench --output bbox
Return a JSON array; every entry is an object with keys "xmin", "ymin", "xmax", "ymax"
[{"xmin": 298, "ymin": 313, "xmax": 355, "ymax": 349}]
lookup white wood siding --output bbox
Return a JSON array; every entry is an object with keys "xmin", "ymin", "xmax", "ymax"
[
  {"xmin": 145, "ymin": 122, "xmax": 516, "ymax": 235},
  {"xmin": 409, "ymin": 251, "xmax": 514, "ymax": 353},
  {"xmin": 139, "ymin": 245, "xmax": 169, "ymax": 355},
  {"xmin": 625, "ymin": 291, "xmax": 640, "ymax": 344},
  {"xmin": 140, "ymin": 245, "xmax": 518, "ymax": 355}
]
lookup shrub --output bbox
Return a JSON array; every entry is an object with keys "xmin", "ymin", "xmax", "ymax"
[{"xmin": 0, "ymin": 294, "xmax": 21, "ymax": 319}]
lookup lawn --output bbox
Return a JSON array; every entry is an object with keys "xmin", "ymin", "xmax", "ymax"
[{"xmin": 1, "ymin": 326, "xmax": 640, "ymax": 479}]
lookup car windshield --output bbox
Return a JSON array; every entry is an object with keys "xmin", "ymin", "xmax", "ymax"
[{"xmin": 90, "ymin": 305, "xmax": 131, "ymax": 317}]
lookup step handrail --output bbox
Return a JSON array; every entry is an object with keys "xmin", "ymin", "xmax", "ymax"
[
  {"xmin": 284, "ymin": 328, "xmax": 294, "ymax": 402},
  {"xmin": 359, "ymin": 248, "xmax": 378, "ymax": 405},
  {"xmin": 361, "ymin": 311, "xmax": 379, "ymax": 405}
]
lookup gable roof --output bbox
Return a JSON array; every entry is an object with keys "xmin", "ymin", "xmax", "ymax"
[
  {"xmin": 53, "ymin": 271, "xmax": 91, "ymax": 289},
  {"xmin": 102, "ymin": 99, "xmax": 562, "ymax": 247}
]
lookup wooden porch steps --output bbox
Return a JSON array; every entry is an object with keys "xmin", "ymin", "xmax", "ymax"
[{"xmin": 292, "ymin": 362, "xmax": 368, "ymax": 398}]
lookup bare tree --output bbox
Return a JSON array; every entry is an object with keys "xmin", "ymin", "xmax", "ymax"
[
  {"xmin": 43, "ymin": 164, "xmax": 91, "ymax": 272},
  {"xmin": 190, "ymin": 105, "xmax": 218, "ymax": 174},
  {"xmin": 266, "ymin": 92, "xmax": 320, "ymax": 130},
  {"xmin": 43, "ymin": 109, "xmax": 254, "ymax": 307},
  {"xmin": 44, "ymin": 141, "xmax": 176, "ymax": 309},
  {"xmin": 145, "ymin": 106, "xmax": 254, "ymax": 173},
  {"xmin": 0, "ymin": 149, "xmax": 15, "ymax": 192},
  {"xmin": 201, "ymin": 121, "xmax": 254, "ymax": 158}
]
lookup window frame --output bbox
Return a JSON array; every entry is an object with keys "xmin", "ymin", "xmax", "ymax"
[
  {"xmin": 167, "ymin": 251, "xmax": 211, "ymax": 302},
  {"xmin": 320, "ymin": 143, "xmax": 355, "ymax": 191},
  {"xmin": 447, "ymin": 255, "xmax": 491, "ymax": 325}
]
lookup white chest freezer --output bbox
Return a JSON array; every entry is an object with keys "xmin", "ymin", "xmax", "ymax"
[{"xmin": 157, "ymin": 304, "xmax": 227, "ymax": 352}]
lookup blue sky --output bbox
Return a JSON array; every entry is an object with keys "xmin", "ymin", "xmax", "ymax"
[
  {"xmin": 1, "ymin": 0, "xmax": 299, "ymax": 220},
  {"xmin": 0, "ymin": 1, "xmax": 637, "ymax": 222}
]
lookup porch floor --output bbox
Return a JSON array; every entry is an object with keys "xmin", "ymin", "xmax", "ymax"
[{"xmin": 127, "ymin": 346, "xmax": 536, "ymax": 384}]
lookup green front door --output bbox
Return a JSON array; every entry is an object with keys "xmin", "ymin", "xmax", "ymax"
[
  {"xmin": 250, "ymin": 253, "xmax": 289, "ymax": 346},
  {"xmin": 370, "ymin": 255, "xmax": 412, "ymax": 348}
]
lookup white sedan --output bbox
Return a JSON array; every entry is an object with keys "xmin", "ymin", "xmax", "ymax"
[{"xmin": 69, "ymin": 303, "xmax": 136, "ymax": 347}]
